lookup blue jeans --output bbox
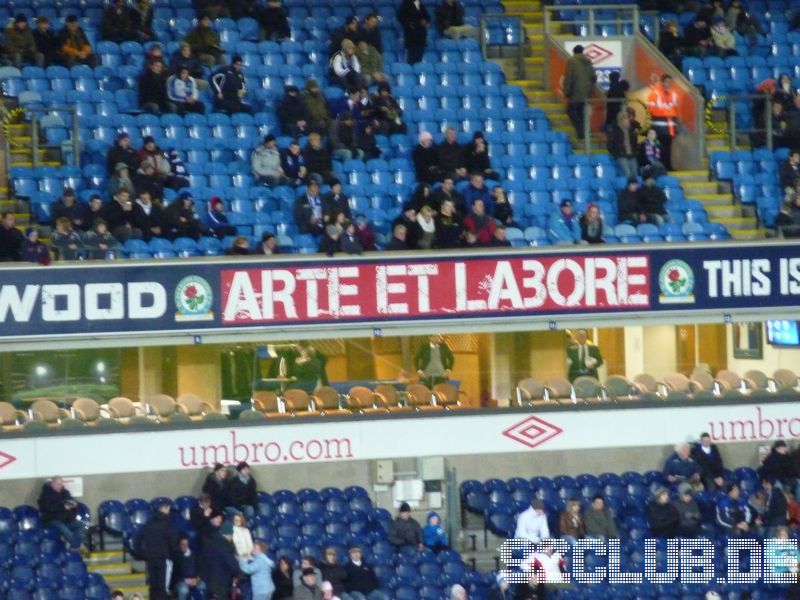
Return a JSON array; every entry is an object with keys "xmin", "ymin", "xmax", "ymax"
[
  {"xmin": 616, "ymin": 157, "xmax": 639, "ymax": 179},
  {"xmin": 176, "ymin": 580, "xmax": 206, "ymax": 600},
  {"xmin": 52, "ymin": 519, "xmax": 85, "ymax": 548},
  {"xmin": 225, "ymin": 505, "xmax": 255, "ymax": 521}
]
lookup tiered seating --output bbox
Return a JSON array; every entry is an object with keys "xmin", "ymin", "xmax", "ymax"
[
  {"xmin": 461, "ymin": 466, "xmax": 784, "ymax": 599},
  {"xmin": 710, "ymin": 147, "xmax": 791, "ymax": 227},
  {"xmin": 0, "ymin": 504, "xmax": 108, "ymax": 600},
  {"xmin": 100, "ymin": 487, "xmax": 493, "ymax": 599}
]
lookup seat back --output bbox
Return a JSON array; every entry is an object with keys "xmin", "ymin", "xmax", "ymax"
[
  {"xmin": 30, "ymin": 399, "xmax": 62, "ymax": 424},
  {"xmin": 633, "ymin": 373, "xmax": 657, "ymax": 393},
  {"xmin": 108, "ymin": 396, "xmax": 136, "ymax": 419},
  {"xmin": 347, "ymin": 386, "xmax": 375, "ymax": 411},
  {"xmin": 774, "ymin": 368, "xmax": 799, "ymax": 389},
  {"xmin": 176, "ymin": 393, "xmax": 205, "ymax": 417},
  {"xmin": 432, "ymin": 382, "xmax": 462, "ymax": 407},
  {"xmin": 663, "ymin": 372, "xmax": 691, "ymax": 392},
  {"xmin": 253, "ymin": 390, "xmax": 282, "ymax": 413},
  {"xmin": 313, "ymin": 386, "xmax": 342, "ymax": 411},
  {"xmin": 374, "ymin": 384, "xmax": 400, "ymax": 406},
  {"xmin": 516, "ymin": 377, "xmax": 545, "ymax": 404},
  {"xmin": 690, "ymin": 371, "xmax": 715, "ymax": 391},
  {"xmin": 743, "ymin": 369, "xmax": 769, "ymax": 389},
  {"xmin": 573, "ymin": 376, "xmax": 600, "ymax": 399},
  {"xmin": 71, "ymin": 398, "xmax": 100, "ymax": 423},
  {"xmin": 715, "ymin": 369, "xmax": 742, "ymax": 391},
  {"xmin": 406, "ymin": 383, "xmax": 436, "ymax": 408},
  {"xmin": 544, "ymin": 377, "xmax": 573, "ymax": 398},
  {"xmin": 147, "ymin": 394, "xmax": 176, "ymax": 418},
  {"xmin": 604, "ymin": 375, "xmax": 637, "ymax": 399},
  {"xmin": 283, "ymin": 388, "xmax": 312, "ymax": 412},
  {"xmin": 0, "ymin": 401, "xmax": 24, "ymax": 426}
]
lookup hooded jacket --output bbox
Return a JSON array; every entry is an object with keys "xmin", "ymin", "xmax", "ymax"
[
  {"xmin": 422, "ymin": 511, "xmax": 447, "ymax": 548},
  {"xmin": 563, "ymin": 53, "xmax": 596, "ymax": 102},
  {"xmin": 252, "ymin": 144, "xmax": 283, "ymax": 178},
  {"xmin": 4, "ymin": 24, "xmax": 38, "ymax": 56}
]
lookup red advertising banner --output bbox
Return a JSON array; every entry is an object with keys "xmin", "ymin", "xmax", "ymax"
[{"xmin": 220, "ymin": 255, "xmax": 651, "ymax": 324}]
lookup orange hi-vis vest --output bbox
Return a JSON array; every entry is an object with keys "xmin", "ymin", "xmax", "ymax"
[{"xmin": 648, "ymin": 84, "xmax": 679, "ymax": 135}]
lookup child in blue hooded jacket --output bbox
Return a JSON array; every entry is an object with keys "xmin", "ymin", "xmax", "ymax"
[{"xmin": 423, "ymin": 511, "xmax": 449, "ymax": 553}]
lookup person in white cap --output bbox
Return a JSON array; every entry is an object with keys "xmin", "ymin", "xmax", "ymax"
[
  {"xmin": 488, "ymin": 573, "xmax": 511, "ymax": 600},
  {"xmin": 321, "ymin": 580, "xmax": 340, "ymax": 600}
]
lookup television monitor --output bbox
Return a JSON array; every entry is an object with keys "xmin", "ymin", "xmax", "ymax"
[{"xmin": 766, "ymin": 320, "xmax": 800, "ymax": 346}]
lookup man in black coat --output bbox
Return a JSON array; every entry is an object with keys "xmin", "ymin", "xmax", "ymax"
[
  {"xmin": 322, "ymin": 178, "xmax": 352, "ymax": 224},
  {"xmin": 617, "ymin": 176, "xmax": 645, "ymax": 225},
  {"xmin": 759, "ymin": 440, "xmax": 799, "ymax": 495},
  {"xmin": 436, "ymin": 127, "xmax": 467, "ymax": 181},
  {"xmin": 320, "ymin": 546, "xmax": 349, "ymax": 599},
  {"xmin": 199, "ymin": 511, "xmax": 240, "ymax": 599},
  {"xmin": 174, "ymin": 535, "xmax": 207, "ymax": 599},
  {"xmin": 189, "ymin": 493, "xmax": 214, "ymax": 547},
  {"xmin": 37, "ymin": 476, "xmax": 85, "ymax": 549},
  {"xmin": 276, "ymin": 85, "xmax": 310, "ymax": 137},
  {"xmin": 691, "ymin": 432, "xmax": 725, "ymax": 491},
  {"xmin": 106, "ymin": 132, "xmax": 141, "ymax": 174},
  {"xmin": 133, "ymin": 190, "xmax": 166, "ymax": 241},
  {"xmin": 413, "ymin": 334, "xmax": 454, "ymax": 387},
  {"xmin": 133, "ymin": 501, "xmax": 180, "ymax": 600},
  {"xmin": 646, "ymin": 487, "xmax": 680, "ymax": 538},
  {"xmin": 101, "ymin": 0, "xmax": 135, "ymax": 42},
  {"xmin": 566, "ymin": 328, "xmax": 604, "ymax": 381},
  {"xmin": 0, "ymin": 212, "xmax": 25, "ymax": 261},
  {"xmin": 226, "ymin": 462, "xmax": 258, "ymax": 519},
  {"xmin": 761, "ymin": 477, "xmax": 788, "ymax": 536},
  {"xmin": 639, "ymin": 174, "xmax": 670, "ymax": 225},
  {"xmin": 139, "ymin": 59, "xmax": 174, "ymax": 115},
  {"xmin": 344, "ymin": 545, "xmax": 388, "ymax": 600},
  {"xmin": 779, "ymin": 150, "xmax": 800, "ymax": 190},
  {"xmin": 294, "ymin": 179, "xmax": 325, "ymax": 235},
  {"xmin": 396, "ymin": 0, "xmax": 430, "ymax": 64},
  {"xmin": 388, "ymin": 502, "xmax": 423, "ymax": 550},
  {"xmin": 201, "ymin": 463, "xmax": 229, "ymax": 512},
  {"xmin": 51, "ymin": 187, "xmax": 89, "ymax": 230}
]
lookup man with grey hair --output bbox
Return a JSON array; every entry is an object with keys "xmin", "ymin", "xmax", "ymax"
[
  {"xmin": 664, "ymin": 442, "xmax": 702, "ymax": 488},
  {"xmin": 37, "ymin": 476, "xmax": 85, "ymax": 549},
  {"xmin": 566, "ymin": 329, "xmax": 604, "ymax": 382}
]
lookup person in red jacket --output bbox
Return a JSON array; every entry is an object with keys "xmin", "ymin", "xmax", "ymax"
[{"xmin": 464, "ymin": 198, "xmax": 496, "ymax": 246}]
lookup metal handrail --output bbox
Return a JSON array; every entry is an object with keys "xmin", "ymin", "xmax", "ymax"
[
  {"xmin": 721, "ymin": 93, "xmax": 775, "ymax": 152},
  {"xmin": 480, "ymin": 13, "xmax": 525, "ymax": 80},
  {"xmin": 17, "ymin": 106, "xmax": 81, "ymax": 168}
]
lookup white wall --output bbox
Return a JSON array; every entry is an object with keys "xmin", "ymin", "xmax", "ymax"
[
  {"xmin": 726, "ymin": 324, "xmax": 800, "ymax": 377},
  {"xmin": 624, "ymin": 325, "xmax": 678, "ymax": 380}
]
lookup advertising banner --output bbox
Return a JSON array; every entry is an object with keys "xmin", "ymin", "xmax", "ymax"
[
  {"xmin": 0, "ymin": 243, "xmax": 798, "ymax": 340},
  {"xmin": 0, "ymin": 401, "xmax": 798, "ymax": 480}
]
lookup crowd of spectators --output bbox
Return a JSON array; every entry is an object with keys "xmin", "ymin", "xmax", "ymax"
[{"xmin": 1, "ymin": 13, "xmax": 97, "ymax": 67}]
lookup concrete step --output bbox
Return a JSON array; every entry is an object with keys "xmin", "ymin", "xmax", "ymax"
[
  {"xmin": 714, "ymin": 216, "xmax": 759, "ymax": 229},
  {"xmin": 669, "ymin": 170, "xmax": 710, "ymax": 183},
  {"xmin": 84, "ymin": 550, "xmax": 125, "ymax": 564},
  {"xmin": 728, "ymin": 229, "xmax": 764, "ymax": 240},
  {"xmin": 705, "ymin": 205, "xmax": 742, "ymax": 218},
  {"xmin": 681, "ymin": 180, "xmax": 718, "ymax": 193},
  {"xmin": 692, "ymin": 193, "xmax": 733, "ymax": 207},
  {"xmin": 88, "ymin": 562, "xmax": 135, "ymax": 576}
]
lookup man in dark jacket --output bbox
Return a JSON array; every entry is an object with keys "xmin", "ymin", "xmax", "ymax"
[
  {"xmin": 132, "ymin": 190, "xmax": 165, "ymax": 241},
  {"xmin": 617, "ymin": 177, "xmax": 644, "ymax": 224},
  {"xmin": 322, "ymin": 179, "xmax": 352, "ymax": 224},
  {"xmin": 397, "ymin": 0, "xmax": 430, "ymax": 64},
  {"xmin": 646, "ymin": 487, "xmax": 680, "ymax": 538},
  {"xmin": 640, "ymin": 174, "xmax": 670, "ymax": 225},
  {"xmin": 33, "ymin": 17, "xmax": 60, "ymax": 66},
  {"xmin": 106, "ymin": 132, "xmax": 141, "ymax": 174},
  {"xmin": 761, "ymin": 477, "xmax": 788, "ymax": 536},
  {"xmin": 563, "ymin": 45, "xmax": 597, "ymax": 139},
  {"xmin": 174, "ymin": 535, "xmax": 207, "ymax": 599},
  {"xmin": 258, "ymin": 0, "xmax": 291, "ymax": 41},
  {"xmin": 37, "ymin": 476, "xmax": 85, "ymax": 549},
  {"xmin": 414, "ymin": 334, "xmax": 454, "ymax": 387},
  {"xmin": 226, "ymin": 462, "xmax": 258, "ymax": 519},
  {"xmin": 294, "ymin": 179, "xmax": 325, "ymax": 235},
  {"xmin": 691, "ymin": 432, "xmax": 725, "ymax": 491},
  {"xmin": 361, "ymin": 13, "xmax": 382, "ymax": 53},
  {"xmin": 134, "ymin": 501, "xmax": 180, "ymax": 600},
  {"xmin": 164, "ymin": 191, "xmax": 203, "ymax": 240},
  {"xmin": 607, "ymin": 111, "xmax": 639, "ymax": 179},
  {"xmin": 435, "ymin": 0, "xmax": 477, "ymax": 39},
  {"xmin": 779, "ymin": 150, "xmax": 800, "ymax": 190},
  {"xmin": 673, "ymin": 483, "xmax": 702, "ymax": 537},
  {"xmin": 277, "ymin": 85, "xmax": 310, "ymax": 137},
  {"xmin": 302, "ymin": 133, "xmax": 334, "ymax": 184},
  {"xmin": 436, "ymin": 128, "xmax": 467, "ymax": 181},
  {"xmin": 139, "ymin": 60, "xmax": 174, "ymax": 115},
  {"xmin": 50, "ymin": 187, "xmax": 88, "ymax": 230},
  {"xmin": 210, "ymin": 54, "xmax": 252, "ymax": 114},
  {"xmin": 344, "ymin": 545, "xmax": 388, "ymax": 600},
  {"xmin": 101, "ymin": 0, "xmax": 135, "ymax": 42},
  {"xmin": 199, "ymin": 511, "xmax": 240, "ymax": 598},
  {"xmin": 759, "ymin": 440, "xmax": 799, "ymax": 495},
  {"xmin": 434, "ymin": 199, "xmax": 464, "ymax": 249},
  {"xmin": 201, "ymin": 463, "xmax": 229, "ymax": 512},
  {"xmin": 388, "ymin": 502, "xmax": 423, "ymax": 550},
  {"xmin": 190, "ymin": 493, "xmax": 214, "ymax": 547},
  {"xmin": 329, "ymin": 15, "xmax": 361, "ymax": 57},
  {"xmin": 102, "ymin": 189, "xmax": 143, "ymax": 242},
  {"xmin": 320, "ymin": 546, "xmax": 349, "ymax": 599},
  {"xmin": 0, "ymin": 212, "xmax": 24, "ymax": 261}
]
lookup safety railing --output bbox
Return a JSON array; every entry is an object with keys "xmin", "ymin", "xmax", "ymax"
[
  {"xmin": 480, "ymin": 13, "xmax": 526, "ymax": 79},
  {"xmin": 722, "ymin": 93, "xmax": 782, "ymax": 152},
  {"xmin": 5, "ymin": 106, "xmax": 81, "ymax": 169}
]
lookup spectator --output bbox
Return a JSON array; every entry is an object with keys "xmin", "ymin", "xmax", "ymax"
[
  {"xmin": 583, "ymin": 495, "xmax": 619, "ymax": 540},
  {"xmin": 258, "ymin": 232, "xmax": 280, "ymax": 255},
  {"xmin": 294, "ymin": 179, "xmax": 325, "ymax": 235},
  {"xmin": 102, "ymin": 188, "xmax": 142, "ymax": 242},
  {"xmin": 174, "ymin": 536, "xmax": 206, "ymax": 600},
  {"xmin": 389, "ymin": 502, "xmax": 423, "ymax": 550},
  {"xmin": 282, "ymin": 139, "xmax": 308, "ymax": 185},
  {"xmin": 607, "ymin": 111, "xmax": 639, "ymax": 179},
  {"xmin": 338, "ymin": 220, "xmax": 362, "ymax": 255},
  {"xmin": 683, "ymin": 17, "xmax": 713, "ymax": 57},
  {"xmin": 84, "ymin": 194, "xmax": 104, "ymax": 230},
  {"xmin": 761, "ymin": 477, "xmax": 789, "ymax": 536},
  {"xmin": 773, "ymin": 74, "xmax": 797, "ymax": 114},
  {"xmin": 514, "ymin": 499, "xmax": 549, "ymax": 544},
  {"xmin": 617, "ymin": 176, "xmax": 644, "ymax": 225},
  {"xmin": 691, "ymin": 432, "xmax": 725, "ymax": 492},
  {"xmin": 559, "ymin": 499, "xmax": 585, "ymax": 545},
  {"xmin": 435, "ymin": 0, "xmax": 477, "ymax": 39},
  {"xmin": 664, "ymin": 442, "xmax": 703, "ymax": 487},
  {"xmin": 253, "ymin": 135, "xmax": 290, "ymax": 186},
  {"xmin": 354, "ymin": 44, "xmax": 382, "ymax": 87},
  {"xmin": 4, "ymin": 14, "xmax": 44, "ymax": 67},
  {"xmin": 170, "ymin": 42, "xmax": 206, "ymax": 86},
  {"xmin": 776, "ymin": 200, "xmax": 800, "ymax": 238},
  {"xmin": 322, "ymin": 179, "xmax": 351, "ymax": 223},
  {"xmin": 344, "ymin": 545, "xmax": 388, "ymax": 600},
  {"xmin": 319, "ymin": 547, "xmax": 348, "ymax": 599},
  {"xmin": 392, "ymin": 202, "xmax": 419, "ymax": 247},
  {"xmin": 673, "ymin": 483, "xmax": 702, "ymax": 538},
  {"xmin": 37, "ymin": 476, "xmax": 84, "ymax": 549},
  {"xmin": 566, "ymin": 328, "xmax": 603, "ymax": 381},
  {"xmin": 716, "ymin": 483, "xmax": 750, "ymax": 536},
  {"xmin": 434, "ymin": 199, "xmax": 464, "ymax": 248},
  {"xmin": 211, "ymin": 54, "xmax": 251, "ymax": 114},
  {"xmin": 274, "ymin": 556, "xmax": 295, "ymax": 599},
  {"xmin": 107, "ymin": 131, "xmax": 140, "ymax": 174},
  {"xmin": 230, "ymin": 512, "xmax": 254, "ymax": 560},
  {"xmin": 167, "ymin": 67, "xmax": 204, "ymax": 115},
  {"xmin": 330, "ymin": 16, "xmax": 362, "ymax": 57},
  {"xmin": 293, "ymin": 557, "xmax": 323, "ymax": 589},
  {"xmin": 164, "ymin": 191, "xmax": 202, "ymax": 239},
  {"xmin": 184, "ymin": 14, "xmax": 225, "ymax": 67},
  {"xmin": 464, "ymin": 173, "xmax": 494, "ymax": 214},
  {"xmin": 277, "ymin": 85, "xmax": 310, "ymax": 137},
  {"xmin": 226, "ymin": 461, "xmax": 257, "ymax": 520},
  {"xmin": 101, "ymin": 0, "xmax": 135, "ymax": 42},
  {"xmin": 330, "ymin": 39, "xmax": 364, "ymax": 90},
  {"xmin": 133, "ymin": 162, "xmax": 164, "ymax": 201},
  {"xmin": 354, "ymin": 213, "xmax": 376, "ymax": 250},
  {"xmin": 450, "ymin": 584, "xmax": 468, "ymax": 600},
  {"xmin": 58, "ymin": 15, "xmax": 98, "ymax": 67},
  {"xmin": 490, "ymin": 187, "xmax": 516, "ymax": 228},
  {"xmin": 294, "ymin": 567, "xmax": 322, "ymax": 600},
  {"xmin": 521, "ymin": 541, "xmax": 566, "ymax": 584},
  {"xmin": 166, "ymin": 148, "xmax": 190, "ymax": 189},
  {"xmin": 361, "ymin": 13, "xmax": 383, "ymax": 54},
  {"xmin": 552, "ymin": 198, "xmax": 581, "ymax": 241},
  {"xmin": 51, "ymin": 217, "xmax": 84, "ymax": 260},
  {"xmin": 488, "ymin": 573, "xmax": 511, "ymax": 600},
  {"xmin": 413, "ymin": 131, "xmax": 441, "ymax": 184},
  {"xmin": 659, "ymin": 21, "xmax": 684, "ymax": 69},
  {"xmin": 371, "ymin": 82, "xmax": 405, "ymax": 135},
  {"xmin": 413, "ymin": 205, "xmax": 436, "ymax": 249},
  {"xmin": 727, "ymin": 0, "xmax": 761, "ymax": 41},
  {"xmin": 437, "ymin": 128, "xmax": 467, "ymax": 181},
  {"xmin": 303, "ymin": 132, "xmax": 334, "ymax": 184},
  {"xmin": 640, "ymin": 173, "xmax": 670, "ymax": 225},
  {"xmin": 329, "ymin": 112, "xmax": 364, "ymax": 162},
  {"xmin": 108, "ymin": 162, "xmax": 136, "ymax": 198},
  {"xmin": 464, "ymin": 132, "xmax": 500, "ymax": 181},
  {"xmin": 639, "ymin": 129, "xmax": 667, "ymax": 177},
  {"xmin": 33, "ymin": 17, "xmax": 59, "ymax": 66},
  {"xmin": 189, "ymin": 493, "xmax": 214, "ymax": 543},
  {"xmin": 145, "ymin": 43, "xmax": 165, "ymax": 64},
  {"xmin": 604, "ymin": 72, "xmax": 629, "ymax": 130},
  {"xmin": 489, "ymin": 225, "xmax": 511, "ymax": 247},
  {"xmin": 710, "ymin": 16, "xmax": 737, "ymax": 57},
  {"xmin": 779, "ymin": 150, "xmax": 800, "ymax": 190},
  {"xmin": 239, "ymin": 540, "xmax": 275, "ymax": 600},
  {"xmin": 464, "ymin": 198, "xmax": 496, "ymax": 246},
  {"xmin": 433, "ymin": 177, "xmax": 464, "ymax": 214},
  {"xmin": 258, "ymin": 0, "xmax": 291, "ymax": 40},
  {"xmin": 386, "ymin": 223, "xmax": 408, "ymax": 250},
  {"xmin": 83, "ymin": 218, "xmax": 120, "ymax": 260},
  {"xmin": 228, "ymin": 235, "xmax": 251, "ymax": 255},
  {"xmin": 130, "ymin": 0, "xmax": 156, "ymax": 42},
  {"xmin": 51, "ymin": 187, "xmax": 88, "ymax": 231},
  {"xmin": 397, "ymin": 0, "xmax": 430, "ymax": 64},
  {"xmin": 579, "ymin": 203, "xmax": 605, "ymax": 244},
  {"xmin": 199, "ymin": 511, "xmax": 241, "ymax": 598},
  {"xmin": 513, "ymin": 571, "xmax": 545, "ymax": 600},
  {"xmin": 137, "ymin": 136, "xmax": 173, "ymax": 184},
  {"xmin": 422, "ymin": 512, "xmax": 448, "ymax": 553},
  {"xmin": 646, "ymin": 487, "xmax": 680, "ymax": 538},
  {"xmin": 302, "ymin": 78, "xmax": 332, "ymax": 132},
  {"xmin": 193, "ymin": 0, "xmax": 229, "ymax": 20},
  {"xmin": 133, "ymin": 500, "xmax": 180, "ymax": 600},
  {"xmin": 139, "ymin": 60, "xmax": 173, "ymax": 115},
  {"xmin": 563, "ymin": 45, "xmax": 596, "ymax": 139},
  {"xmin": 201, "ymin": 463, "xmax": 229, "ymax": 512},
  {"xmin": 760, "ymin": 440, "xmax": 799, "ymax": 496}
]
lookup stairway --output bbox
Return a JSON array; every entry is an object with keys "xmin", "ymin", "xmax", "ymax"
[{"xmin": 85, "ymin": 547, "xmax": 148, "ymax": 598}]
